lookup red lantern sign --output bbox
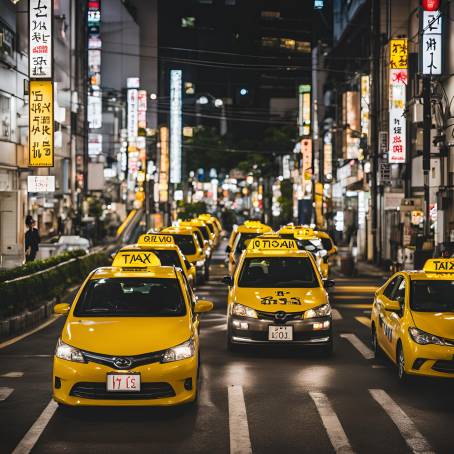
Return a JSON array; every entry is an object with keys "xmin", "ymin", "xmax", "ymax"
[{"xmin": 422, "ymin": 0, "xmax": 440, "ymax": 11}]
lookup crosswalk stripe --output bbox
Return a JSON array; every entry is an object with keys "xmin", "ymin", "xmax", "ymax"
[
  {"xmin": 12, "ymin": 399, "xmax": 58, "ymax": 454},
  {"xmin": 331, "ymin": 308, "xmax": 343, "ymax": 320},
  {"xmin": 0, "ymin": 387, "xmax": 14, "ymax": 401},
  {"xmin": 340, "ymin": 333, "xmax": 374, "ymax": 360},
  {"xmin": 369, "ymin": 389, "xmax": 435, "ymax": 454},
  {"xmin": 331, "ymin": 295, "xmax": 372, "ymax": 301},
  {"xmin": 0, "ymin": 372, "xmax": 24, "ymax": 378},
  {"xmin": 228, "ymin": 385, "xmax": 252, "ymax": 454},
  {"xmin": 309, "ymin": 392, "xmax": 355, "ymax": 454},
  {"xmin": 332, "ymin": 286, "xmax": 378, "ymax": 293},
  {"xmin": 354, "ymin": 316, "xmax": 371, "ymax": 328}
]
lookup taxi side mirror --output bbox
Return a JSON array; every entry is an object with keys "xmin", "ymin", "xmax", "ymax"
[
  {"xmin": 323, "ymin": 279, "xmax": 335, "ymax": 288},
  {"xmin": 54, "ymin": 303, "xmax": 70, "ymax": 315},
  {"xmin": 195, "ymin": 300, "xmax": 214, "ymax": 313},
  {"xmin": 384, "ymin": 299, "xmax": 401, "ymax": 313},
  {"xmin": 225, "ymin": 245, "xmax": 231, "ymax": 253},
  {"xmin": 222, "ymin": 275, "xmax": 233, "ymax": 286}
]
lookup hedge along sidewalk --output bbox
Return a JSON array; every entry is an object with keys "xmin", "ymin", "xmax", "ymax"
[{"xmin": 0, "ymin": 251, "xmax": 108, "ymax": 340}]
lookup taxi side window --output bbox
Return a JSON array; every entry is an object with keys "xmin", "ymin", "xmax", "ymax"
[
  {"xmin": 393, "ymin": 278, "xmax": 405, "ymax": 303},
  {"xmin": 181, "ymin": 272, "xmax": 196, "ymax": 314},
  {"xmin": 383, "ymin": 277, "xmax": 398, "ymax": 299}
]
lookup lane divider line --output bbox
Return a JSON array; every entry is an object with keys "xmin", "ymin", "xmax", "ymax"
[
  {"xmin": 0, "ymin": 387, "xmax": 14, "ymax": 401},
  {"xmin": 369, "ymin": 389, "xmax": 435, "ymax": 454},
  {"xmin": 0, "ymin": 372, "xmax": 24, "ymax": 378},
  {"xmin": 335, "ymin": 304, "xmax": 373, "ymax": 310},
  {"xmin": 309, "ymin": 392, "xmax": 355, "ymax": 454},
  {"xmin": 12, "ymin": 399, "xmax": 58, "ymax": 454},
  {"xmin": 228, "ymin": 385, "xmax": 252, "ymax": 454},
  {"xmin": 0, "ymin": 315, "xmax": 61, "ymax": 350},
  {"xmin": 340, "ymin": 333, "xmax": 374, "ymax": 360},
  {"xmin": 354, "ymin": 316, "xmax": 371, "ymax": 328},
  {"xmin": 331, "ymin": 309, "xmax": 343, "ymax": 320}
]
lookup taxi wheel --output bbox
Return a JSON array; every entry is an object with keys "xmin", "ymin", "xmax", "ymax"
[
  {"xmin": 396, "ymin": 343, "xmax": 410, "ymax": 383},
  {"xmin": 371, "ymin": 325, "xmax": 382, "ymax": 359}
]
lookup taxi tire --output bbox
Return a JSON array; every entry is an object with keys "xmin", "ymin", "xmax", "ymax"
[
  {"xmin": 371, "ymin": 325, "xmax": 383, "ymax": 359},
  {"xmin": 396, "ymin": 343, "xmax": 411, "ymax": 383}
]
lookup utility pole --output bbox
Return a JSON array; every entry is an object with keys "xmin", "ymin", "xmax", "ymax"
[
  {"xmin": 422, "ymin": 76, "xmax": 431, "ymax": 239},
  {"xmin": 370, "ymin": 0, "xmax": 380, "ymax": 263}
]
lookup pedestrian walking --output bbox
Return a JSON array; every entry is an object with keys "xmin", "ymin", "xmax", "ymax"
[{"xmin": 25, "ymin": 217, "xmax": 40, "ymax": 262}]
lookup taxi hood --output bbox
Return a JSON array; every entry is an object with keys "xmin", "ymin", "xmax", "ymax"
[
  {"xmin": 411, "ymin": 312, "xmax": 454, "ymax": 340},
  {"xmin": 62, "ymin": 317, "xmax": 192, "ymax": 355},
  {"xmin": 233, "ymin": 286, "xmax": 327, "ymax": 312}
]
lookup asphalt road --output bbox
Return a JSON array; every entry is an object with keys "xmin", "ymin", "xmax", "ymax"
[{"xmin": 1, "ymin": 247, "xmax": 453, "ymax": 454}]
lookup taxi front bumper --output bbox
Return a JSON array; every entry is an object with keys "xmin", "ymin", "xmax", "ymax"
[
  {"xmin": 405, "ymin": 341, "xmax": 454, "ymax": 378},
  {"xmin": 227, "ymin": 314, "xmax": 332, "ymax": 346},
  {"xmin": 53, "ymin": 354, "xmax": 198, "ymax": 406}
]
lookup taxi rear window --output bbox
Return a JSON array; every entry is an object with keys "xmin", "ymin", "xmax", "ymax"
[
  {"xmin": 238, "ymin": 257, "xmax": 319, "ymax": 288},
  {"xmin": 411, "ymin": 280, "xmax": 454, "ymax": 312},
  {"xmin": 198, "ymin": 225, "xmax": 210, "ymax": 240},
  {"xmin": 171, "ymin": 234, "xmax": 196, "ymax": 255},
  {"xmin": 234, "ymin": 233, "xmax": 260, "ymax": 254},
  {"xmin": 152, "ymin": 249, "xmax": 182, "ymax": 267},
  {"xmin": 74, "ymin": 278, "xmax": 186, "ymax": 317}
]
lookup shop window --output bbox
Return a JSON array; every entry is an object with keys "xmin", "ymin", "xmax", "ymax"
[
  {"xmin": 296, "ymin": 41, "xmax": 311, "ymax": 53},
  {"xmin": 0, "ymin": 21, "xmax": 15, "ymax": 66},
  {"xmin": 261, "ymin": 11, "xmax": 280, "ymax": 19},
  {"xmin": 261, "ymin": 36, "xmax": 279, "ymax": 48},
  {"xmin": 0, "ymin": 93, "xmax": 11, "ymax": 141}
]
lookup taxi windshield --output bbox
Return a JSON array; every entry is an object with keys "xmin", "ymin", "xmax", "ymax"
[
  {"xmin": 171, "ymin": 234, "xmax": 196, "ymax": 255},
  {"xmin": 238, "ymin": 257, "xmax": 319, "ymax": 288},
  {"xmin": 411, "ymin": 280, "xmax": 454, "ymax": 312},
  {"xmin": 280, "ymin": 234, "xmax": 323, "ymax": 252},
  {"xmin": 234, "ymin": 233, "xmax": 261, "ymax": 254},
  {"xmin": 198, "ymin": 225, "xmax": 210, "ymax": 240},
  {"xmin": 74, "ymin": 278, "xmax": 186, "ymax": 317}
]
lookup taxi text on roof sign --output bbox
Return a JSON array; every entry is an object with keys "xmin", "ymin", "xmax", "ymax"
[
  {"xmin": 294, "ymin": 227, "xmax": 315, "ymax": 238},
  {"xmin": 248, "ymin": 238, "xmax": 298, "ymax": 251},
  {"xmin": 138, "ymin": 234, "xmax": 174, "ymax": 246},
  {"xmin": 112, "ymin": 250, "xmax": 161, "ymax": 268},
  {"xmin": 423, "ymin": 258, "xmax": 454, "ymax": 273}
]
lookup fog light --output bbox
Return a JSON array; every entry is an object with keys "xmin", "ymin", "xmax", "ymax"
[
  {"xmin": 184, "ymin": 378, "xmax": 193, "ymax": 390},
  {"xmin": 240, "ymin": 322, "xmax": 249, "ymax": 330},
  {"xmin": 233, "ymin": 320, "xmax": 240, "ymax": 328},
  {"xmin": 54, "ymin": 377, "xmax": 61, "ymax": 389},
  {"xmin": 313, "ymin": 321, "xmax": 330, "ymax": 331}
]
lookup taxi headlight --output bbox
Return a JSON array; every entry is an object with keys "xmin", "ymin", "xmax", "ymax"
[
  {"xmin": 162, "ymin": 338, "xmax": 195, "ymax": 363},
  {"xmin": 55, "ymin": 338, "xmax": 85, "ymax": 363},
  {"xmin": 231, "ymin": 303, "xmax": 258, "ymax": 319},
  {"xmin": 408, "ymin": 327, "xmax": 454, "ymax": 346},
  {"xmin": 304, "ymin": 303, "xmax": 331, "ymax": 319},
  {"xmin": 196, "ymin": 260, "xmax": 205, "ymax": 268}
]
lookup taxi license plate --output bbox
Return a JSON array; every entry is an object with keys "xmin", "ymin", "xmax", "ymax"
[
  {"xmin": 268, "ymin": 325, "xmax": 293, "ymax": 341},
  {"xmin": 107, "ymin": 373, "xmax": 141, "ymax": 392}
]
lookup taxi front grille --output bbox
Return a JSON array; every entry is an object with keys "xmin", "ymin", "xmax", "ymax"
[
  {"xmin": 256, "ymin": 311, "xmax": 304, "ymax": 323},
  {"xmin": 432, "ymin": 360, "xmax": 454, "ymax": 374},
  {"xmin": 81, "ymin": 350, "xmax": 166, "ymax": 370},
  {"xmin": 70, "ymin": 382, "xmax": 175, "ymax": 400}
]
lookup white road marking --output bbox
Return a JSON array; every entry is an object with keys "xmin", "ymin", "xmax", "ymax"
[
  {"xmin": 309, "ymin": 392, "xmax": 355, "ymax": 454},
  {"xmin": 363, "ymin": 310, "xmax": 371, "ymax": 315},
  {"xmin": 0, "ymin": 387, "xmax": 14, "ymax": 401},
  {"xmin": 331, "ymin": 308, "xmax": 343, "ymax": 320},
  {"xmin": 340, "ymin": 333, "xmax": 374, "ymax": 360},
  {"xmin": 228, "ymin": 385, "xmax": 252, "ymax": 454},
  {"xmin": 0, "ymin": 315, "xmax": 61, "ymax": 350},
  {"xmin": 371, "ymin": 365, "xmax": 385, "ymax": 369},
  {"xmin": 369, "ymin": 389, "xmax": 435, "ymax": 454},
  {"xmin": 0, "ymin": 372, "xmax": 24, "ymax": 378},
  {"xmin": 12, "ymin": 399, "xmax": 58, "ymax": 454},
  {"xmin": 198, "ymin": 366, "xmax": 215, "ymax": 408}
]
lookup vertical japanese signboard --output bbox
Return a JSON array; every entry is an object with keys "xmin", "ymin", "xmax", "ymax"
[
  {"xmin": 29, "ymin": 80, "xmax": 54, "ymax": 167},
  {"xmin": 389, "ymin": 39, "xmax": 407, "ymax": 164},
  {"xmin": 298, "ymin": 84, "xmax": 311, "ymax": 136},
  {"xmin": 159, "ymin": 126, "xmax": 169, "ymax": 202},
  {"xmin": 138, "ymin": 90, "xmax": 147, "ymax": 129},
  {"xmin": 29, "ymin": 0, "xmax": 53, "ymax": 79},
  {"xmin": 170, "ymin": 70, "xmax": 182, "ymax": 184},
  {"xmin": 421, "ymin": 11, "xmax": 442, "ymax": 75},
  {"xmin": 301, "ymin": 138, "xmax": 312, "ymax": 180},
  {"xmin": 127, "ymin": 87, "xmax": 139, "ymax": 142},
  {"xmin": 360, "ymin": 75, "xmax": 370, "ymax": 139}
]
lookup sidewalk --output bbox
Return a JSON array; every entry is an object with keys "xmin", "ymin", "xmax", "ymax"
[{"xmin": 332, "ymin": 247, "xmax": 389, "ymax": 279}]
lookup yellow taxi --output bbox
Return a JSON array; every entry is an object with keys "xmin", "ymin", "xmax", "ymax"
[
  {"xmin": 198, "ymin": 214, "xmax": 222, "ymax": 246},
  {"xmin": 278, "ymin": 225, "xmax": 329, "ymax": 278},
  {"xmin": 223, "ymin": 236, "xmax": 334, "ymax": 354},
  {"xmin": 370, "ymin": 258, "xmax": 454, "ymax": 381},
  {"xmin": 161, "ymin": 226, "xmax": 208, "ymax": 283},
  {"xmin": 179, "ymin": 219, "xmax": 213, "ymax": 260},
  {"xmin": 314, "ymin": 230, "xmax": 338, "ymax": 257},
  {"xmin": 227, "ymin": 222, "xmax": 273, "ymax": 275},
  {"xmin": 117, "ymin": 233, "xmax": 197, "ymax": 287},
  {"xmin": 52, "ymin": 250, "xmax": 214, "ymax": 407}
]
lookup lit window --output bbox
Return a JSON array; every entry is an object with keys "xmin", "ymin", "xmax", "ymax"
[
  {"xmin": 280, "ymin": 38, "xmax": 296, "ymax": 50},
  {"xmin": 261, "ymin": 36, "xmax": 279, "ymax": 48},
  {"xmin": 181, "ymin": 17, "xmax": 196, "ymax": 28},
  {"xmin": 0, "ymin": 93, "xmax": 12, "ymax": 141},
  {"xmin": 261, "ymin": 11, "xmax": 280, "ymax": 19},
  {"xmin": 296, "ymin": 41, "xmax": 311, "ymax": 53}
]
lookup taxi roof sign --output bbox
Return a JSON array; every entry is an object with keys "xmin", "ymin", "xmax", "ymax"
[
  {"xmin": 423, "ymin": 258, "xmax": 454, "ymax": 273},
  {"xmin": 112, "ymin": 250, "xmax": 161, "ymax": 268},
  {"xmin": 138, "ymin": 234, "xmax": 174, "ymax": 246},
  {"xmin": 294, "ymin": 227, "xmax": 316, "ymax": 239},
  {"xmin": 247, "ymin": 238, "xmax": 298, "ymax": 251}
]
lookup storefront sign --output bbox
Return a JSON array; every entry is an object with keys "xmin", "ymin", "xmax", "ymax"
[
  {"xmin": 29, "ymin": 80, "xmax": 54, "ymax": 167},
  {"xmin": 127, "ymin": 87, "xmax": 138, "ymax": 142},
  {"xmin": 138, "ymin": 90, "xmax": 147, "ymax": 129},
  {"xmin": 29, "ymin": 0, "xmax": 53, "ymax": 78},
  {"xmin": 389, "ymin": 39, "xmax": 408, "ymax": 69},
  {"xmin": 301, "ymin": 138, "xmax": 312, "ymax": 180},
  {"xmin": 170, "ymin": 70, "xmax": 182, "ymax": 184},
  {"xmin": 298, "ymin": 84, "xmax": 311, "ymax": 136},
  {"xmin": 389, "ymin": 69, "xmax": 407, "ymax": 163},
  {"xmin": 27, "ymin": 175, "xmax": 55, "ymax": 192},
  {"xmin": 360, "ymin": 75, "xmax": 370, "ymax": 138},
  {"xmin": 159, "ymin": 126, "xmax": 169, "ymax": 202},
  {"xmin": 421, "ymin": 11, "xmax": 442, "ymax": 75}
]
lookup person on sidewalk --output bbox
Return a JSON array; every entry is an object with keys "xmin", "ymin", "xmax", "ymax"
[{"xmin": 25, "ymin": 217, "xmax": 40, "ymax": 262}]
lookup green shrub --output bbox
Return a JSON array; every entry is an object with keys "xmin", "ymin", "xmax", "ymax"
[
  {"xmin": 0, "ymin": 250, "xmax": 86, "ymax": 283},
  {"xmin": 0, "ymin": 251, "xmax": 108, "ymax": 319}
]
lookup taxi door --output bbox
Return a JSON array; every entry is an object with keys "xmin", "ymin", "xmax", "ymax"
[
  {"xmin": 379, "ymin": 275, "xmax": 405, "ymax": 358},
  {"xmin": 181, "ymin": 272, "xmax": 200, "ymax": 332}
]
